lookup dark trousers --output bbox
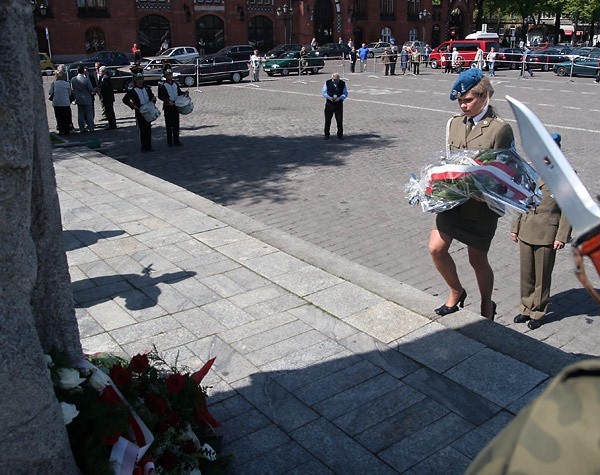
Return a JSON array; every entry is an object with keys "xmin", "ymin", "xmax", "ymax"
[
  {"xmin": 103, "ymin": 100, "xmax": 117, "ymax": 128},
  {"xmin": 135, "ymin": 112, "xmax": 152, "ymax": 151},
  {"xmin": 164, "ymin": 105, "xmax": 180, "ymax": 145},
  {"xmin": 413, "ymin": 61, "xmax": 420, "ymax": 74},
  {"xmin": 519, "ymin": 241, "xmax": 556, "ymax": 320},
  {"xmin": 444, "ymin": 61, "xmax": 452, "ymax": 73},
  {"xmin": 54, "ymin": 106, "xmax": 72, "ymax": 135},
  {"xmin": 384, "ymin": 64, "xmax": 390, "ymax": 75},
  {"xmin": 350, "ymin": 60, "xmax": 356, "ymax": 73},
  {"xmin": 324, "ymin": 100, "xmax": 343, "ymax": 138},
  {"xmin": 390, "ymin": 62, "xmax": 396, "ymax": 75}
]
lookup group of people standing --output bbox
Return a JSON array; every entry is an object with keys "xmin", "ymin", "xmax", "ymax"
[
  {"xmin": 348, "ymin": 43, "xmax": 431, "ymax": 75},
  {"xmin": 49, "ymin": 60, "xmax": 189, "ymax": 153}
]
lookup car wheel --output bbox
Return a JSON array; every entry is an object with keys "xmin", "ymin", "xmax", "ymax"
[
  {"xmin": 469, "ymin": 61, "xmax": 477, "ymax": 68},
  {"xmin": 231, "ymin": 72, "xmax": 242, "ymax": 83},
  {"xmin": 43, "ymin": 67, "xmax": 54, "ymax": 76},
  {"xmin": 509, "ymin": 62, "xmax": 516, "ymax": 70},
  {"xmin": 555, "ymin": 66, "xmax": 567, "ymax": 76},
  {"xmin": 542, "ymin": 63, "xmax": 549, "ymax": 72},
  {"xmin": 267, "ymin": 72, "xmax": 274, "ymax": 76},
  {"xmin": 311, "ymin": 66, "xmax": 319, "ymax": 74},
  {"xmin": 183, "ymin": 75, "xmax": 196, "ymax": 87},
  {"xmin": 368, "ymin": 51, "xmax": 374, "ymax": 58},
  {"xmin": 430, "ymin": 59, "xmax": 439, "ymax": 69},
  {"xmin": 282, "ymin": 68, "xmax": 290, "ymax": 76}
]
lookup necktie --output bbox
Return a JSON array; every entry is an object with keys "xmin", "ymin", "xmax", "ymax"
[{"xmin": 466, "ymin": 117, "xmax": 474, "ymax": 140}]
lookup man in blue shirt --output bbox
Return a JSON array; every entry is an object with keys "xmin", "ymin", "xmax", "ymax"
[
  {"xmin": 321, "ymin": 72, "xmax": 348, "ymax": 140},
  {"xmin": 357, "ymin": 43, "xmax": 370, "ymax": 72}
]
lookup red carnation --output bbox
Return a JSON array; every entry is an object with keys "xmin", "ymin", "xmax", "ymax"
[
  {"xmin": 145, "ymin": 393, "xmax": 168, "ymax": 416},
  {"xmin": 165, "ymin": 373, "xmax": 186, "ymax": 394},
  {"xmin": 157, "ymin": 450, "xmax": 178, "ymax": 471},
  {"xmin": 129, "ymin": 354, "xmax": 150, "ymax": 373},
  {"xmin": 181, "ymin": 439, "xmax": 197, "ymax": 454},
  {"xmin": 109, "ymin": 364, "xmax": 132, "ymax": 387}
]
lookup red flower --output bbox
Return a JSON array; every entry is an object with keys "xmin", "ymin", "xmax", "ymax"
[
  {"xmin": 158, "ymin": 449, "xmax": 178, "ymax": 471},
  {"xmin": 165, "ymin": 373, "xmax": 186, "ymax": 394},
  {"xmin": 109, "ymin": 364, "xmax": 132, "ymax": 386},
  {"xmin": 129, "ymin": 354, "xmax": 150, "ymax": 373},
  {"xmin": 100, "ymin": 386, "xmax": 122, "ymax": 405},
  {"xmin": 145, "ymin": 393, "xmax": 168, "ymax": 416},
  {"xmin": 166, "ymin": 411, "xmax": 180, "ymax": 428},
  {"xmin": 181, "ymin": 439, "xmax": 197, "ymax": 454}
]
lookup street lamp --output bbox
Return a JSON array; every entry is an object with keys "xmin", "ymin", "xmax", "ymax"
[
  {"xmin": 31, "ymin": 0, "xmax": 48, "ymax": 17},
  {"xmin": 276, "ymin": 4, "xmax": 294, "ymax": 44},
  {"xmin": 418, "ymin": 9, "xmax": 431, "ymax": 43}
]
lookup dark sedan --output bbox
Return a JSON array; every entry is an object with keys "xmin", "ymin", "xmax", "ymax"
[
  {"xmin": 496, "ymin": 47, "xmax": 524, "ymax": 69},
  {"xmin": 526, "ymin": 48, "xmax": 572, "ymax": 71},
  {"xmin": 315, "ymin": 43, "xmax": 351, "ymax": 58},
  {"xmin": 553, "ymin": 53, "xmax": 600, "ymax": 77},
  {"xmin": 264, "ymin": 44, "xmax": 303, "ymax": 59},
  {"xmin": 176, "ymin": 55, "xmax": 249, "ymax": 86},
  {"xmin": 214, "ymin": 45, "xmax": 255, "ymax": 62},
  {"xmin": 71, "ymin": 51, "xmax": 130, "ymax": 68},
  {"xmin": 263, "ymin": 51, "xmax": 325, "ymax": 76}
]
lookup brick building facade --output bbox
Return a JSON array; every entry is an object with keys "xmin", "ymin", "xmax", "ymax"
[{"xmin": 34, "ymin": 0, "xmax": 474, "ymax": 62}]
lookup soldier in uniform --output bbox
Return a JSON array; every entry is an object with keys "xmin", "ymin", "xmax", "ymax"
[
  {"xmin": 510, "ymin": 133, "xmax": 571, "ymax": 330},
  {"xmin": 157, "ymin": 66, "xmax": 187, "ymax": 147},
  {"xmin": 429, "ymin": 68, "xmax": 514, "ymax": 320}
]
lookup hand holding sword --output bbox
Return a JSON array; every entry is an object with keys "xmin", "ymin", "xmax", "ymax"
[{"xmin": 506, "ymin": 95, "xmax": 600, "ymax": 303}]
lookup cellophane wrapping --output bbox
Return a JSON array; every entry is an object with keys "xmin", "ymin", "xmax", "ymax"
[{"xmin": 406, "ymin": 148, "xmax": 542, "ymax": 215}]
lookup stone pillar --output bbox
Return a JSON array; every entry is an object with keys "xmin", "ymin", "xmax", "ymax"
[{"xmin": 0, "ymin": 1, "xmax": 80, "ymax": 472}]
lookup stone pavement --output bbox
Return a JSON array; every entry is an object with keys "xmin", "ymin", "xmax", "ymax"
[{"xmin": 56, "ymin": 147, "xmax": 586, "ymax": 474}]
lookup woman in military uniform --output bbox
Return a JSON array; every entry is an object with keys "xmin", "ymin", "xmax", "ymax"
[{"xmin": 428, "ymin": 68, "xmax": 514, "ymax": 320}]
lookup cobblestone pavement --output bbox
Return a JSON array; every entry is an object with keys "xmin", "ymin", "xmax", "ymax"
[{"xmin": 44, "ymin": 63, "xmax": 600, "ymax": 358}]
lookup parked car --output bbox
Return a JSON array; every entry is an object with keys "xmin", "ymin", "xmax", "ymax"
[
  {"xmin": 365, "ymin": 42, "xmax": 392, "ymax": 58},
  {"xmin": 553, "ymin": 53, "xmax": 600, "ymax": 77},
  {"xmin": 264, "ymin": 44, "xmax": 303, "ymax": 59},
  {"xmin": 117, "ymin": 57, "xmax": 188, "ymax": 85},
  {"xmin": 526, "ymin": 47, "xmax": 572, "ymax": 71},
  {"xmin": 429, "ymin": 38, "xmax": 499, "ymax": 69},
  {"xmin": 40, "ymin": 52, "xmax": 54, "ymax": 75},
  {"xmin": 214, "ymin": 45, "xmax": 255, "ymax": 61},
  {"xmin": 315, "ymin": 43, "xmax": 351, "ymax": 58},
  {"xmin": 496, "ymin": 47, "xmax": 524, "ymax": 69},
  {"xmin": 263, "ymin": 50, "xmax": 324, "ymax": 76},
  {"xmin": 402, "ymin": 40, "xmax": 424, "ymax": 52},
  {"xmin": 177, "ymin": 54, "xmax": 250, "ymax": 86},
  {"xmin": 71, "ymin": 51, "xmax": 130, "ymax": 68},
  {"xmin": 156, "ymin": 46, "xmax": 200, "ymax": 63}
]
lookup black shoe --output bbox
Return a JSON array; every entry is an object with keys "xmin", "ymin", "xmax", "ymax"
[
  {"xmin": 514, "ymin": 314, "xmax": 531, "ymax": 324},
  {"xmin": 174, "ymin": 142, "xmax": 183, "ymax": 146},
  {"xmin": 435, "ymin": 290, "xmax": 467, "ymax": 316},
  {"xmin": 527, "ymin": 319, "xmax": 542, "ymax": 330}
]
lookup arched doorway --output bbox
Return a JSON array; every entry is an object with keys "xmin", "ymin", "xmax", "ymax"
[
  {"xmin": 139, "ymin": 15, "xmax": 170, "ymax": 57},
  {"xmin": 85, "ymin": 27, "xmax": 106, "ymax": 53},
  {"xmin": 249, "ymin": 16, "xmax": 273, "ymax": 52},
  {"xmin": 196, "ymin": 15, "xmax": 225, "ymax": 54},
  {"xmin": 431, "ymin": 24, "xmax": 441, "ymax": 47},
  {"xmin": 352, "ymin": 27, "xmax": 363, "ymax": 46},
  {"xmin": 448, "ymin": 8, "xmax": 464, "ymax": 40},
  {"xmin": 313, "ymin": 0, "xmax": 333, "ymax": 45}
]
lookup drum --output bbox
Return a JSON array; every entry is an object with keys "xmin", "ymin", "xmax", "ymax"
[
  {"xmin": 175, "ymin": 95, "xmax": 194, "ymax": 115},
  {"xmin": 139, "ymin": 102, "xmax": 160, "ymax": 122}
]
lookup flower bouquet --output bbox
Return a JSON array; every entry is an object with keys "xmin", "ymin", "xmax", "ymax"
[
  {"xmin": 48, "ymin": 348, "xmax": 225, "ymax": 475},
  {"xmin": 406, "ymin": 148, "xmax": 542, "ymax": 215}
]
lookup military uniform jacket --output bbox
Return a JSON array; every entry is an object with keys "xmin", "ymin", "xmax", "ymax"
[
  {"xmin": 444, "ymin": 106, "xmax": 514, "ymax": 222},
  {"xmin": 511, "ymin": 181, "xmax": 571, "ymax": 245}
]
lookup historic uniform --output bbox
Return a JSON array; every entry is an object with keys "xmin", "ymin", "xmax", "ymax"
[
  {"xmin": 437, "ymin": 106, "xmax": 514, "ymax": 251},
  {"xmin": 122, "ymin": 74, "xmax": 156, "ymax": 152},
  {"xmin": 157, "ymin": 69, "xmax": 185, "ymax": 146}
]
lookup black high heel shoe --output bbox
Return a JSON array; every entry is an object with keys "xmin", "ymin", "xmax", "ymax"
[{"xmin": 435, "ymin": 290, "xmax": 467, "ymax": 316}]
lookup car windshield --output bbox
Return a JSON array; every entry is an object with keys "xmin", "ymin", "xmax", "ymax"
[
  {"xmin": 161, "ymin": 48, "xmax": 180, "ymax": 56},
  {"xmin": 284, "ymin": 52, "xmax": 299, "ymax": 58}
]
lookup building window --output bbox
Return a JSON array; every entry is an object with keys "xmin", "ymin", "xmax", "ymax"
[
  {"xmin": 408, "ymin": 27, "xmax": 418, "ymax": 41},
  {"xmin": 354, "ymin": 0, "xmax": 367, "ymax": 20},
  {"xmin": 381, "ymin": 0, "xmax": 393, "ymax": 16},
  {"xmin": 249, "ymin": 15, "xmax": 273, "ymax": 51},
  {"xmin": 78, "ymin": 0, "xmax": 109, "ymax": 17},
  {"xmin": 381, "ymin": 26, "xmax": 392, "ymax": 41},
  {"xmin": 407, "ymin": 0, "xmax": 419, "ymax": 16},
  {"xmin": 196, "ymin": 15, "xmax": 225, "ymax": 54},
  {"xmin": 85, "ymin": 27, "xmax": 106, "ymax": 52}
]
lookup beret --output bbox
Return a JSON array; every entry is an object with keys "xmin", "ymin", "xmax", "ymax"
[
  {"xmin": 450, "ymin": 68, "xmax": 484, "ymax": 100},
  {"xmin": 550, "ymin": 133, "xmax": 561, "ymax": 147}
]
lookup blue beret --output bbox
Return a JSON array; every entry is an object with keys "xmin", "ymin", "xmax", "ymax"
[
  {"xmin": 450, "ymin": 68, "xmax": 484, "ymax": 100},
  {"xmin": 550, "ymin": 133, "xmax": 561, "ymax": 147}
]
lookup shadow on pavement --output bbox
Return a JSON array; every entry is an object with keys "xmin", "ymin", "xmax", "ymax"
[{"xmin": 64, "ymin": 229, "xmax": 126, "ymax": 251}]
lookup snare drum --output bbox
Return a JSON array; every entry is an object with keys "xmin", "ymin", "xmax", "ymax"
[
  {"xmin": 139, "ymin": 102, "xmax": 161, "ymax": 122},
  {"xmin": 175, "ymin": 95, "xmax": 194, "ymax": 115}
]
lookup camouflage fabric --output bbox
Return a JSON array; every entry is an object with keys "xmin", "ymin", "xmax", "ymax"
[{"xmin": 466, "ymin": 359, "xmax": 600, "ymax": 474}]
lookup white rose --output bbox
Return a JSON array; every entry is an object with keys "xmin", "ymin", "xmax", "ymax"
[
  {"xmin": 89, "ymin": 369, "xmax": 111, "ymax": 392},
  {"xmin": 60, "ymin": 402, "xmax": 79, "ymax": 425},
  {"xmin": 57, "ymin": 368, "xmax": 86, "ymax": 390}
]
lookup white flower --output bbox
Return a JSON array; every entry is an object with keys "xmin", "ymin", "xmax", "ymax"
[
  {"xmin": 89, "ymin": 369, "xmax": 112, "ymax": 391},
  {"xmin": 56, "ymin": 368, "xmax": 86, "ymax": 390},
  {"xmin": 60, "ymin": 402, "xmax": 79, "ymax": 425}
]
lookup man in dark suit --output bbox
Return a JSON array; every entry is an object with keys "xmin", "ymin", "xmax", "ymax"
[
  {"xmin": 511, "ymin": 133, "xmax": 571, "ymax": 330},
  {"xmin": 70, "ymin": 65, "xmax": 95, "ymax": 133},
  {"xmin": 98, "ymin": 66, "xmax": 117, "ymax": 129},
  {"xmin": 321, "ymin": 73, "xmax": 348, "ymax": 140}
]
